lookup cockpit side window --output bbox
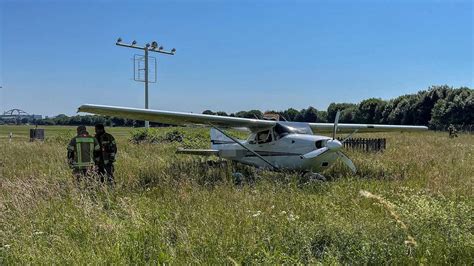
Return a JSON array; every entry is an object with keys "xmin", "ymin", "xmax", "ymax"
[{"xmin": 256, "ymin": 130, "xmax": 273, "ymax": 144}]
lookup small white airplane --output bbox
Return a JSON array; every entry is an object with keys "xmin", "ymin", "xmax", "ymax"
[{"xmin": 78, "ymin": 104, "xmax": 427, "ymax": 175}]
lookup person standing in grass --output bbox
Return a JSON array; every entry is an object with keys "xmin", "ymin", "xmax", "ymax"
[
  {"xmin": 67, "ymin": 125, "xmax": 100, "ymax": 181},
  {"xmin": 94, "ymin": 124, "xmax": 117, "ymax": 185},
  {"xmin": 448, "ymin": 124, "xmax": 458, "ymax": 138}
]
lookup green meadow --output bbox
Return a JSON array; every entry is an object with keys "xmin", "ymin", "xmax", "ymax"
[{"xmin": 0, "ymin": 125, "xmax": 472, "ymax": 264}]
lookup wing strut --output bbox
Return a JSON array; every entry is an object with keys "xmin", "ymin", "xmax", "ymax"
[{"xmin": 211, "ymin": 125, "xmax": 279, "ymax": 171}]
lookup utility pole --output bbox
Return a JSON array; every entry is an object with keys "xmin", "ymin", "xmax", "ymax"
[{"xmin": 116, "ymin": 38, "xmax": 176, "ymax": 128}]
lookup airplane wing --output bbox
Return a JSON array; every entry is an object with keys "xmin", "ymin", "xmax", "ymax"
[
  {"xmin": 78, "ymin": 104, "xmax": 428, "ymax": 133},
  {"xmin": 78, "ymin": 104, "xmax": 275, "ymax": 131},
  {"xmin": 309, "ymin": 123, "xmax": 428, "ymax": 133}
]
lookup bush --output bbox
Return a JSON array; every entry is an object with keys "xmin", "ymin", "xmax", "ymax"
[
  {"xmin": 129, "ymin": 128, "xmax": 161, "ymax": 144},
  {"xmin": 129, "ymin": 128, "xmax": 184, "ymax": 144},
  {"xmin": 129, "ymin": 128, "xmax": 208, "ymax": 149}
]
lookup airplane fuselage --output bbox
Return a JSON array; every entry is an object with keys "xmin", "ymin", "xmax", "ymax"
[{"xmin": 215, "ymin": 133, "xmax": 338, "ymax": 172}]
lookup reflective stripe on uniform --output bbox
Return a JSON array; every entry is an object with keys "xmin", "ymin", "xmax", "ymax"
[
  {"xmin": 89, "ymin": 143, "xmax": 94, "ymax": 163},
  {"xmin": 74, "ymin": 162, "xmax": 94, "ymax": 167},
  {"xmin": 76, "ymin": 137, "xmax": 95, "ymax": 143},
  {"xmin": 76, "ymin": 143, "xmax": 82, "ymax": 163},
  {"xmin": 73, "ymin": 162, "xmax": 94, "ymax": 169}
]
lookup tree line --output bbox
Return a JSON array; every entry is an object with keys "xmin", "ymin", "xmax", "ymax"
[
  {"xmin": 203, "ymin": 85, "xmax": 473, "ymax": 130},
  {"xmin": 4, "ymin": 85, "xmax": 472, "ymax": 130}
]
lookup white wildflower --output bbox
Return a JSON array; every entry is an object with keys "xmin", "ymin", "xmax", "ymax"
[{"xmin": 288, "ymin": 213, "xmax": 296, "ymax": 221}]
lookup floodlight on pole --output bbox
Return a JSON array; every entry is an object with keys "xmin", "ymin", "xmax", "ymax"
[{"xmin": 115, "ymin": 37, "xmax": 176, "ymax": 128}]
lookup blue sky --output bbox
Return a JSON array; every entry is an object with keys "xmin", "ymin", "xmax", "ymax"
[{"xmin": 1, "ymin": 0, "xmax": 472, "ymax": 116}]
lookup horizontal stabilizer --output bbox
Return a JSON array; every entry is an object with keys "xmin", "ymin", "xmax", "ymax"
[{"xmin": 176, "ymin": 148, "xmax": 220, "ymax": 156}]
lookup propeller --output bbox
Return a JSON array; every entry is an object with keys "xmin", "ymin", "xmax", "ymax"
[
  {"xmin": 337, "ymin": 151, "xmax": 356, "ymax": 173},
  {"xmin": 300, "ymin": 110, "xmax": 357, "ymax": 173},
  {"xmin": 333, "ymin": 110, "xmax": 340, "ymax": 140},
  {"xmin": 300, "ymin": 147, "xmax": 328, "ymax": 159},
  {"xmin": 341, "ymin": 129, "xmax": 358, "ymax": 143}
]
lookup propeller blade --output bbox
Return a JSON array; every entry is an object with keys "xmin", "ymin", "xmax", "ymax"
[
  {"xmin": 336, "ymin": 151, "xmax": 356, "ymax": 173},
  {"xmin": 300, "ymin": 147, "xmax": 329, "ymax": 159},
  {"xmin": 341, "ymin": 129, "xmax": 359, "ymax": 143},
  {"xmin": 333, "ymin": 110, "xmax": 340, "ymax": 140}
]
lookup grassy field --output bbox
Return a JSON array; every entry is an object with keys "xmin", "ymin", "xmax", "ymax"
[{"xmin": 0, "ymin": 125, "xmax": 473, "ymax": 264}]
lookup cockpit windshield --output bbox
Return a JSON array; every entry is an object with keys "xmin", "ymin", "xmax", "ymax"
[
  {"xmin": 248, "ymin": 123, "xmax": 311, "ymax": 144},
  {"xmin": 277, "ymin": 122, "xmax": 313, "ymax": 135},
  {"xmin": 274, "ymin": 123, "xmax": 292, "ymax": 140}
]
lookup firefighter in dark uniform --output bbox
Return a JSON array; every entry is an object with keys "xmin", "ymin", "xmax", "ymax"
[
  {"xmin": 94, "ymin": 124, "xmax": 117, "ymax": 185},
  {"xmin": 67, "ymin": 125, "xmax": 100, "ymax": 181}
]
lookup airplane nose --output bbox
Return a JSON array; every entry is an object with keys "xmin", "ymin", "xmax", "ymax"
[{"xmin": 326, "ymin": 139, "xmax": 343, "ymax": 151}]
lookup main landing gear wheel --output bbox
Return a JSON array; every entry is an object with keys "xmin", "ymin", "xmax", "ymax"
[
  {"xmin": 232, "ymin": 172, "xmax": 244, "ymax": 185},
  {"xmin": 301, "ymin": 171, "xmax": 327, "ymax": 184}
]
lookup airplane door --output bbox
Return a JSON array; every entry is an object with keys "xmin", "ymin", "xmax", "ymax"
[{"xmin": 257, "ymin": 130, "xmax": 275, "ymax": 148}]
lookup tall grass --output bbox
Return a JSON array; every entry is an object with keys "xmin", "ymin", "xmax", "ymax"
[{"xmin": 0, "ymin": 126, "xmax": 473, "ymax": 264}]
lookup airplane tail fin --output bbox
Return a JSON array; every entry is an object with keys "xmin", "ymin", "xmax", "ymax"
[{"xmin": 210, "ymin": 128, "xmax": 235, "ymax": 149}]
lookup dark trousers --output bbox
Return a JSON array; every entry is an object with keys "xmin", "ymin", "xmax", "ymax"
[
  {"xmin": 73, "ymin": 167, "xmax": 95, "ymax": 183},
  {"xmin": 98, "ymin": 163, "xmax": 114, "ymax": 185}
]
